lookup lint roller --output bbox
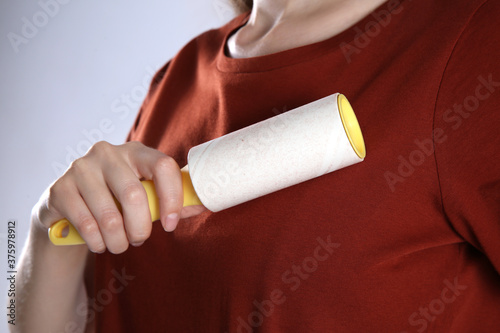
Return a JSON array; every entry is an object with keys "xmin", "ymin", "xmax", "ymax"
[{"xmin": 49, "ymin": 93, "xmax": 366, "ymax": 245}]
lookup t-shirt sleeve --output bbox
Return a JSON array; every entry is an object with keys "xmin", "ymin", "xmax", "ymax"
[
  {"xmin": 434, "ymin": 0, "xmax": 500, "ymax": 272},
  {"xmin": 126, "ymin": 61, "xmax": 171, "ymax": 141}
]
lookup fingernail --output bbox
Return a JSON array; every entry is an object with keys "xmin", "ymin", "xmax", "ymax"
[
  {"xmin": 164, "ymin": 213, "xmax": 179, "ymax": 232},
  {"xmin": 131, "ymin": 241, "xmax": 144, "ymax": 247}
]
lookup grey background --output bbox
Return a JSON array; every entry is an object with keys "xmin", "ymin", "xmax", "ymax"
[{"xmin": 0, "ymin": 1, "xmax": 238, "ymax": 331}]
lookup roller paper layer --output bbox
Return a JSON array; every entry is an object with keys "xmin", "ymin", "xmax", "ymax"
[{"xmin": 188, "ymin": 93, "xmax": 365, "ymax": 212}]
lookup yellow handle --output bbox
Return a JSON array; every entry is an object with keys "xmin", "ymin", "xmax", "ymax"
[{"xmin": 48, "ymin": 170, "xmax": 202, "ymax": 246}]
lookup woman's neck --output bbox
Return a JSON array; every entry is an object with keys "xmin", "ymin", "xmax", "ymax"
[{"xmin": 227, "ymin": 0, "xmax": 388, "ymax": 58}]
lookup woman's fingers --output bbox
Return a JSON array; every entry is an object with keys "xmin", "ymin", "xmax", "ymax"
[
  {"xmin": 73, "ymin": 164, "xmax": 130, "ymax": 253},
  {"xmin": 103, "ymin": 169, "xmax": 152, "ymax": 247},
  {"xmin": 64, "ymin": 199, "xmax": 106, "ymax": 254},
  {"xmin": 126, "ymin": 143, "xmax": 184, "ymax": 231},
  {"xmin": 37, "ymin": 140, "xmax": 201, "ymax": 253},
  {"xmin": 151, "ymin": 157, "xmax": 183, "ymax": 232},
  {"xmin": 41, "ymin": 177, "xmax": 106, "ymax": 253}
]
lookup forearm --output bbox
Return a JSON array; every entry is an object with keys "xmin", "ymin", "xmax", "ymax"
[{"xmin": 10, "ymin": 220, "xmax": 91, "ymax": 333}]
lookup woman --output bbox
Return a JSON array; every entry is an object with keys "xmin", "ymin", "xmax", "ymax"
[{"xmin": 12, "ymin": 0, "xmax": 500, "ymax": 332}]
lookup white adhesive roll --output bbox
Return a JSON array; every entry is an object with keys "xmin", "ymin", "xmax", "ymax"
[{"xmin": 187, "ymin": 93, "xmax": 366, "ymax": 212}]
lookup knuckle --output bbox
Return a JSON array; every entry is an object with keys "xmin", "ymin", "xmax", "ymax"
[
  {"xmin": 44, "ymin": 196, "xmax": 58, "ymax": 217},
  {"xmin": 120, "ymin": 141, "xmax": 144, "ymax": 156},
  {"xmin": 47, "ymin": 180, "xmax": 63, "ymax": 205},
  {"xmin": 121, "ymin": 183, "xmax": 145, "ymax": 206},
  {"xmin": 34, "ymin": 182, "xmax": 72, "ymax": 229},
  {"xmin": 69, "ymin": 157, "xmax": 90, "ymax": 176},
  {"xmin": 45, "ymin": 179, "xmax": 71, "ymax": 212},
  {"xmin": 166, "ymin": 191, "xmax": 182, "ymax": 207},
  {"xmin": 93, "ymin": 140, "xmax": 112, "ymax": 151},
  {"xmin": 98, "ymin": 210, "xmax": 123, "ymax": 233},
  {"xmin": 89, "ymin": 141, "xmax": 113, "ymax": 157},
  {"xmin": 125, "ymin": 141, "xmax": 144, "ymax": 150},
  {"xmin": 153, "ymin": 156, "xmax": 178, "ymax": 175},
  {"xmin": 76, "ymin": 215, "xmax": 100, "ymax": 238}
]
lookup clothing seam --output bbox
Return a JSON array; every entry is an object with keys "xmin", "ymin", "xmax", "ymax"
[{"xmin": 431, "ymin": 0, "xmax": 491, "ymax": 234}]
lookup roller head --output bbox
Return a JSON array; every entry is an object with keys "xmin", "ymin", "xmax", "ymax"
[{"xmin": 188, "ymin": 93, "xmax": 365, "ymax": 212}]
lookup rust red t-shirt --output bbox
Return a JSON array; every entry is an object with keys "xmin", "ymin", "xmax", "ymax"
[{"xmin": 94, "ymin": 0, "xmax": 500, "ymax": 331}]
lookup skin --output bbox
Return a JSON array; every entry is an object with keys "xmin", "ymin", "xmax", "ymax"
[
  {"xmin": 227, "ymin": 0, "xmax": 388, "ymax": 58},
  {"xmin": 10, "ymin": 0, "xmax": 387, "ymax": 331}
]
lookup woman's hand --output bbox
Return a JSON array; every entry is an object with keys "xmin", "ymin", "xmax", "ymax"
[{"xmin": 33, "ymin": 141, "xmax": 206, "ymax": 254}]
